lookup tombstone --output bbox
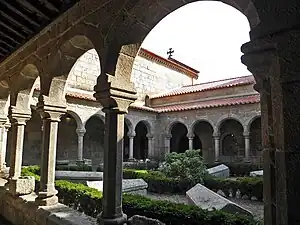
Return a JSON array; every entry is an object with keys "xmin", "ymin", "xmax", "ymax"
[
  {"xmin": 55, "ymin": 171, "xmax": 103, "ymax": 181},
  {"xmin": 250, "ymin": 170, "xmax": 263, "ymax": 177},
  {"xmin": 206, "ymin": 164, "xmax": 230, "ymax": 178},
  {"xmin": 128, "ymin": 215, "xmax": 165, "ymax": 225},
  {"xmin": 86, "ymin": 179, "xmax": 148, "ymax": 195},
  {"xmin": 186, "ymin": 183, "xmax": 253, "ymax": 217},
  {"xmin": 56, "ymin": 160, "xmax": 69, "ymax": 165}
]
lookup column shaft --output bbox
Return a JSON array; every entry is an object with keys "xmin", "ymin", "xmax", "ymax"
[
  {"xmin": 0, "ymin": 124, "xmax": 9, "ymax": 172},
  {"xmin": 76, "ymin": 129, "xmax": 86, "ymax": 161},
  {"xmin": 99, "ymin": 109, "xmax": 127, "ymax": 224},
  {"xmin": 214, "ymin": 136, "xmax": 220, "ymax": 162},
  {"xmin": 129, "ymin": 136, "xmax": 134, "ymax": 160},
  {"xmin": 165, "ymin": 135, "xmax": 171, "ymax": 154},
  {"xmin": 147, "ymin": 137, "xmax": 153, "ymax": 158},
  {"xmin": 188, "ymin": 138, "xmax": 193, "ymax": 150},
  {"xmin": 244, "ymin": 134, "xmax": 250, "ymax": 162},
  {"xmin": 36, "ymin": 112, "xmax": 61, "ymax": 206}
]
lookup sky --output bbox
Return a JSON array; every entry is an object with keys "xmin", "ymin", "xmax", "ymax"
[{"xmin": 141, "ymin": 1, "xmax": 251, "ymax": 83}]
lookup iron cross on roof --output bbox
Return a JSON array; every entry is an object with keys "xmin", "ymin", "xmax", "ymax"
[{"xmin": 167, "ymin": 48, "xmax": 174, "ymax": 59}]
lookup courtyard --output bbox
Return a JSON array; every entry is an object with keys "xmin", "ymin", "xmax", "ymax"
[{"xmin": 0, "ymin": 0, "xmax": 299, "ymax": 225}]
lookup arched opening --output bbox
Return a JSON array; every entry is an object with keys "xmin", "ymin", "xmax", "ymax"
[
  {"xmin": 170, "ymin": 122, "xmax": 188, "ymax": 153},
  {"xmin": 219, "ymin": 119, "xmax": 244, "ymax": 162},
  {"xmin": 84, "ymin": 116, "xmax": 105, "ymax": 166},
  {"xmin": 134, "ymin": 121, "xmax": 149, "ymax": 160},
  {"xmin": 22, "ymin": 109, "xmax": 42, "ymax": 165},
  {"xmin": 123, "ymin": 122, "xmax": 130, "ymax": 161},
  {"xmin": 249, "ymin": 117, "xmax": 262, "ymax": 158},
  {"xmin": 193, "ymin": 121, "xmax": 214, "ymax": 162},
  {"xmin": 56, "ymin": 113, "xmax": 78, "ymax": 161}
]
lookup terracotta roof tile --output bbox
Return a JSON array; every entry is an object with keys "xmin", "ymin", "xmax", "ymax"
[
  {"xmin": 155, "ymin": 94, "xmax": 260, "ymax": 113},
  {"xmin": 150, "ymin": 75, "xmax": 255, "ymax": 99}
]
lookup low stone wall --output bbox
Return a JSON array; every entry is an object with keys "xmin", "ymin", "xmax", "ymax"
[{"xmin": 0, "ymin": 179, "xmax": 97, "ymax": 225}]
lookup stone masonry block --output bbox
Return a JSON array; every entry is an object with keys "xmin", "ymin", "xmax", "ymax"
[{"xmin": 9, "ymin": 176, "xmax": 35, "ymax": 196}]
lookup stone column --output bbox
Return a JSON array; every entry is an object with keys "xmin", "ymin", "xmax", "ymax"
[
  {"xmin": 146, "ymin": 134, "xmax": 153, "ymax": 158},
  {"xmin": 243, "ymin": 132, "xmax": 250, "ymax": 162},
  {"xmin": 241, "ymin": 31, "xmax": 300, "ymax": 225},
  {"xmin": 76, "ymin": 128, "xmax": 86, "ymax": 161},
  {"xmin": 165, "ymin": 134, "xmax": 172, "ymax": 154},
  {"xmin": 98, "ymin": 108, "xmax": 127, "ymax": 224},
  {"xmin": 35, "ymin": 108, "xmax": 65, "ymax": 206},
  {"xmin": 213, "ymin": 134, "xmax": 220, "ymax": 162},
  {"xmin": 128, "ymin": 132, "xmax": 135, "ymax": 160},
  {"xmin": 188, "ymin": 135, "xmax": 194, "ymax": 150},
  {"xmin": 0, "ymin": 120, "xmax": 9, "ymax": 174},
  {"xmin": 7, "ymin": 107, "xmax": 31, "ymax": 195}
]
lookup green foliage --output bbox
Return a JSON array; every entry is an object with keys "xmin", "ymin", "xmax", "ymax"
[
  {"xmin": 56, "ymin": 164, "xmax": 92, "ymax": 171},
  {"xmin": 123, "ymin": 169, "xmax": 263, "ymax": 201},
  {"xmin": 22, "ymin": 166, "xmax": 262, "ymax": 225},
  {"xmin": 159, "ymin": 149, "xmax": 207, "ymax": 184}
]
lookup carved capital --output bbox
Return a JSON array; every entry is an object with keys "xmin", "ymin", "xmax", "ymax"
[
  {"xmin": 146, "ymin": 133, "xmax": 153, "ymax": 139},
  {"xmin": 8, "ymin": 106, "xmax": 31, "ymax": 125},
  {"xmin": 128, "ymin": 131, "xmax": 136, "ymax": 138},
  {"xmin": 94, "ymin": 73, "xmax": 137, "ymax": 113},
  {"xmin": 165, "ymin": 134, "xmax": 172, "ymax": 139},
  {"xmin": 76, "ymin": 128, "xmax": 86, "ymax": 137},
  {"xmin": 37, "ymin": 95, "xmax": 67, "ymax": 121}
]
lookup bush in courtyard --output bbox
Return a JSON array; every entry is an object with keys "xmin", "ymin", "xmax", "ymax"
[
  {"xmin": 21, "ymin": 166, "xmax": 262, "ymax": 225},
  {"xmin": 159, "ymin": 149, "xmax": 207, "ymax": 184}
]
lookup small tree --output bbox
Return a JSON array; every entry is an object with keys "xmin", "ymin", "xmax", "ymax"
[{"xmin": 159, "ymin": 149, "xmax": 207, "ymax": 184}]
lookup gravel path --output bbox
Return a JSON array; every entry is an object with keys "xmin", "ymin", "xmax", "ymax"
[{"xmin": 144, "ymin": 192, "xmax": 264, "ymax": 221}]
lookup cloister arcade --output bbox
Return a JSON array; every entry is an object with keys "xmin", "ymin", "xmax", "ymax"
[{"xmin": 0, "ymin": 0, "xmax": 298, "ymax": 225}]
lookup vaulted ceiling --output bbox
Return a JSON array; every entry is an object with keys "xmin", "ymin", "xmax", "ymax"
[{"xmin": 0, "ymin": 0, "xmax": 80, "ymax": 63}]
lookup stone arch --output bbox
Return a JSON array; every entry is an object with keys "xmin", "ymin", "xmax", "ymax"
[
  {"xmin": 169, "ymin": 121, "xmax": 189, "ymax": 153},
  {"xmin": 40, "ymin": 35, "xmax": 101, "ymax": 104},
  {"xmin": 133, "ymin": 121, "xmax": 150, "ymax": 160},
  {"xmin": 215, "ymin": 115, "xmax": 245, "ymax": 134},
  {"xmin": 113, "ymin": 0, "xmax": 259, "ymax": 49},
  {"xmin": 219, "ymin": 118, "xmax": 245, "ymax": 161},
  {"xmin": 67, "ymin": 110, "xmax": 83, "ymax": 130},
  {"xmin": 249, "ymin": 116, "xmax": 262, "ymax": 157},
  {"xmin": 167, "ymin": 119, "xmax": 188, "ymax": 136},
  {"xmin": 189, "ymin": 119, "xmax": 214, "ymax": 135},
  {"xmin": 84, "ymin": 115, "xmax": 105, "ymax": 165},
  {"xmin": 125, "ymin": 118, "xmax": 134, "ymax": 136},
  {"xmin": 246, "ymin": 114, "xmax": 261, "ymax": 134},
  {"xmin": 190, "ymin": 120, "xmax": 215, "ymax": 162},
  {"xmin": 134, "ymin": 120, "xmax": 152, "ymax": 135},
  {"xmin": 10, "ymin": 64, "xmax": 40, "ymax": 110}
]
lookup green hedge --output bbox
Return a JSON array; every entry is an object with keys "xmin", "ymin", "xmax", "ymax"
[
  {"xmin": 123, "ymin": 169, "xmax": 263, "ymax": 201},
  {"xmin": 21, "ymin": 166, "xmax": 261, "ymax": 225}
]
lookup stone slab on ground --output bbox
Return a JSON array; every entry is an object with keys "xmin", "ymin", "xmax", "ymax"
[
  {"xmin": 86, "ymin": 179, "xmax": 148, "ymax": 195},
  {"xmin": 250, "ymin": 170, "xmax": 263, "ymax": 177},
  {"xmin": 206, "ymin": 164, "xmax": 230, "ymax": 178},
  {"xmin": 55, "ymin": 171, "xmax": 103, "ymax": 181},
  {"xmin": 128, "ymin": 215, "xmax": 165, "ymax": 225},
  {"xmin": 186, "ymin": 183, "xmax": 253, "ymax": 217}
]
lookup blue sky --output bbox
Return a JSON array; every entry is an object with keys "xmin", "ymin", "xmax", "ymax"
[{"xmin": 141, "ymin": 1, "xmax": 251, "ymax": 83}]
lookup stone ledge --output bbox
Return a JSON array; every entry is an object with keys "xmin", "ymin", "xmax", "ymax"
[{"xmin": 0, "ymin": 185, "xmax": 97, "ymax": 225}]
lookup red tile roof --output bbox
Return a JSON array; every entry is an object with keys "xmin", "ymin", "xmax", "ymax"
[
  {"xmin": 150, "ymin": 75, "xmax": 255, "ymax": 99},
  {"xmin": 154, "ymin": 94, "xmax": 260, "ymax": 113}
]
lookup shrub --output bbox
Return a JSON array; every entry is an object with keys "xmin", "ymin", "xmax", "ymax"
[
  {"xmin": 159, "ymin": 150, "xmax": 207, "ymax": 184},
  {"xmin": 97, "ymin": 161, "xmax": 159, "ymax": 172},
  {"xmin": 56, "ymin": 164, "xmax": 92, "ymax": 171},
  {"xmin": 21, "ymin": 166, "xmax": 261, "ymax": 225}
]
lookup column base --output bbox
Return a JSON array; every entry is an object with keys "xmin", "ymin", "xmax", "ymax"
[
  {"xmin": 128, "ymin": 158, "xmax": 135, "ymax": 162},
  {"xmin": 97, "ymin": 213, "xmax": 127, "ymax": 225},
  {"xmin": 8, "ymin": 176, "xmax": 35, "ymax": 196},
  {"xmin": 35, "ymin": 189, "xmax": 59, "ymax": 206},
  {"xmin": 35, "ymin": 194, "xmax": 58, "ymax": 206}
]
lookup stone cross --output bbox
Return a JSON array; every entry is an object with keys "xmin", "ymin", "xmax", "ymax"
[{"xmin": 167, "ymin": 48, "xmax": 174, "ymax": 59}]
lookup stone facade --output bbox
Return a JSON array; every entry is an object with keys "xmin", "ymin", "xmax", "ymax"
[{"xmin": 4, "ymin": 48, "xmax": 262, "ymax": 167}]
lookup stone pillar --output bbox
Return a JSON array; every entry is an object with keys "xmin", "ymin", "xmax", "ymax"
[
  {"xmin": 7, "ymin": 107, "xmax": 31, "ymax": 194},
  {"xmin": 76, "ymin": 128, "xmax": 86, "ymax": 161},
  {"xmin": 128, "ymin": 132, "xmax": 135, "ymax": 160},
  {"xmin": 35, "ymin": 108, "xmax": 65, "ymax": 206},
  {"xmin": 244, "ymin": 132, "xmax": 250, "ymax": 162},
  {"xmin": 188, "ymin": 136, "xmax": 194, "ymax": 150},
  {"xmin": 165, "ymin": 134, "xmax": 172, "ymax": 154},
  {"xmin": 0, "ymin": 120, "xmax": 9, "ymax": 174},
  {"xmin": 241, "ymin": 31, "xmax": 300, "ymax": 225},
  {"xmin": 146, "ymin": 134, "xmax": 153, "ymax": 158},
  {"xmin": 213, "ymin": 134, "xmax": 220, "ymax": 162}
]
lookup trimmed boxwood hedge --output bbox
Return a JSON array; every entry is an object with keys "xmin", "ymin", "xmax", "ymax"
[
  {"xmin": 21, "ymin": 166, "xmax": 262, "ymax": 225},
  {"xmin": 123, "ymin": 169, "xmax": 263, "ymax": 201},
  {"xmin": 205, "ymin": 163, "xmax": 263, "ymax": 177}
]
